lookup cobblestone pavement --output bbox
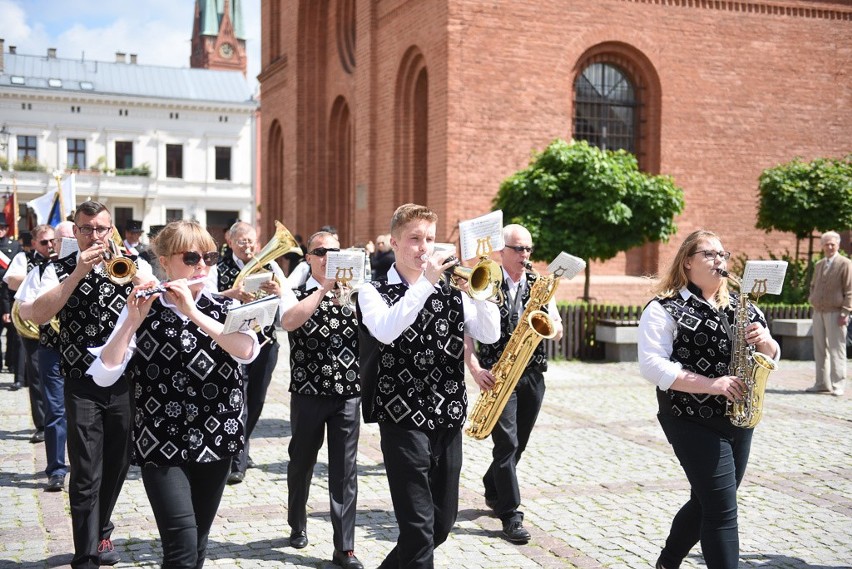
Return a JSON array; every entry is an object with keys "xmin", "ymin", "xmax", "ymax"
[{"xmin": 1, "ymin": 347, "xmax": 850, "ymax": 568}]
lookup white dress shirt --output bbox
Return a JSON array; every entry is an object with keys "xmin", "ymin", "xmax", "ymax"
[{"xmin": 358, "ymin": 265, "xmax": 500, "ymax": 346}]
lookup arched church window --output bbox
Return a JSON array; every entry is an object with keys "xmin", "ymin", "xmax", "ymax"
[{"xmin": 573, "ymin": 63, "xmax": 637, "ymax": 153}]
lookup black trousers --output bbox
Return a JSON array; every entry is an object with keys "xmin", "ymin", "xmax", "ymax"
[
  {"xmin": 65, "ymin": 377, "xmax": 132, "ymax": 569},
  {"xmin": 483, "ymin": 369, "xmax": 545, "ymax": 523},
  {"xmin": 22, "ymin": 337, "xmax": 45, "ymax": 430},
  {"xmin": 657, "ymin": 414, "xmax": 754, "ymax": 569},
  {"xmin": 232, "ymin": 340, "xmax": 279, "ymax": 473},
  {"xmin": 377, "ymin": 423, "xmax": 462, "ymax": 569},
  {"xmin": 142, "ymin": 459, "xmax": 231, "ymax": 569},
  {"xmin": 287, "ymin": 394, "xmax": 360, "ymax": 551}
]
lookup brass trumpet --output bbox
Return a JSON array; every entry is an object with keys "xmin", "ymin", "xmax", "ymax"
[
  {"xmin": 434, "ymin": 237, "xmax": 503, "ymax": 305},
  {"xmin": 102, "ymin": 228, "xmax": 137, "ymax": 285}
]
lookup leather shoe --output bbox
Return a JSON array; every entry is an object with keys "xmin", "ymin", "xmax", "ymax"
[
  {"xmin": 289, "ymin": 530, "xmax": 308, "ymax": 549},
  {"xmin": 501, "ymin": 520, "xmax": 530, "ymax": 544},
  {"xmin": 806, "ymin": 385, "xmax": 832, "ymax": 393},
  {"xmin": 247, "ymin": 455, "xmax": 256, "ymax": 469},
  {"xmin": 227, "ymin": 471, "xmax": 244, "ymax": 485},
  {"xmin": 332, "ymin": 549, "xmax": 364, "ymax": 569},
  {"xmin": 46, "ymin": 473, "xmax": 66, "ymax": 492},
  {"xmin": 97, "ymin": 538, "xmax": 120, "ymax": 565},
  {"xmin": 29, "ymin": 429, "xmax": 45, "ymax": 443}
]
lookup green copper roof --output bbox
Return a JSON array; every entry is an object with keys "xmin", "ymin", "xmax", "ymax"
[{"xmin": 199, "ymin": 0, "xmax": 245, "ymax": 40}]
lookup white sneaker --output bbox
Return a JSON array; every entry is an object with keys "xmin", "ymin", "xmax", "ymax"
[{"xmin": 832, "ymin": 388, "xmax": 844, "ymax": 397}]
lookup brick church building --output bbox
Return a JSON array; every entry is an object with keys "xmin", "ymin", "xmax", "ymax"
[{"xmin": 257, "ymin": 0, "xmax": 850, "ymax": 300}]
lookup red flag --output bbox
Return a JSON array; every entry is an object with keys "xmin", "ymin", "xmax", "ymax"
[{"xmin": 2, "ymin": 195, "xmax": 13, "ymax": 229}]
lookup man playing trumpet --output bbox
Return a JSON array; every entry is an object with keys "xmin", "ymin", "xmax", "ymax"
[{"xmin": 29, "ymin": 201, "xmax": 153, "ymax": 568}]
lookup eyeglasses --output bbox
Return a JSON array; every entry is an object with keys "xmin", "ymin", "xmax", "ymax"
[
  {"xmin": 691, "ymin": 249, "xmax": 731, "ymax": 261},
  {"xmin": 38, "ymin": 239, "xmax": 55, "ymax": 246},
  {"xmin": 308, "ymin": 247, "xmax": 340, "ymax": 257},
  {"xmin": 179, "ymin": 251, "xmax": 220, "ymax": 266},
  {"xmin": 235, "ymin": 239, "xmax": 255, "ymax": 247},
  {"xmin": 505, "ymin": 245, "xmax": 533, "ymax": 253},
  {"xmin": 76, "ymin": 224, "xmax": 112, "ymax": 236}
]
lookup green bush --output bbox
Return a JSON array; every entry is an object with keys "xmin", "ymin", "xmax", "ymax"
[
  {"xmin": 115, "ymin": 163, "xmax": 150, "ymax": 177},
  {"xmin": 13, "ymin": 157, "xmax": 47, "ymax": 172}
]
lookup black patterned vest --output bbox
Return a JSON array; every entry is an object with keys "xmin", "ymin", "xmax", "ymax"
[
  {"xmin": 358, "ymin": 281, "xmax": 467, "ymax": 431},
  {"xmin": 54, "ymin": 254, "xmax": 139, "ymax": 382},
  {"xmin": 216, "ymin": 255, "xmax": 277, "ymax": 342},
  {"xmin": 476, "ymin": 272, "xmax": 548, "ymax": 374},
  {"xmin": 128, "ymin": 294, "xmax": 245, "ymax": 466},
  {"xmin": 288, "ymin": 287, "xmax": 360, "ymax": 397},
  {"xmin": 656, "ymin": 291, "xmax": 767, "ymax": 428}
]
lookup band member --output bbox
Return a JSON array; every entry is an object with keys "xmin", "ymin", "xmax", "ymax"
[
  {"xmin": 18, "ymin": 221, "xmax": 75, "ymax": 491},
  {"xmin": 279, "ymin": 231, "xmax": 363, "ymax": 569},
  {"xmin": 211, "ymin": 221, "xmax": 284, "ymax": 483},
  {"xmin": 637, "ymin": 229, "xmax": 779, "ymax": 569},
  {"xmin": 87, "ymin": 220, "xmax": 258, "ymax": 569},
  {"xmin": 4, "ymin": 224, "xmax": 56, "ymax": 444},
  {"xmin": 0, "ymin": 218, "xmax": 23, "ymax": 381},
  {"xmin": 463, "ymin": 223, "xmax": 563, "ymax": 544},
  {"xmin": 29, "ymin": 201, "xmax": 153, "ymax": 569},
  {"xmin": 358, "ymin": 204, "xmax": 500, "ymax": 569},
  {"xmin": 122, "ymin": 219, "xmax": 144, "ymax": 256}
]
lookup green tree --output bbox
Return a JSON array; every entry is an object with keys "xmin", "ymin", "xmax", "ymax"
[
  {"xmin": 756, "ymin": 155, "xmax": 852, "ymax": 263},
  {"xmin": 494, "ymin": 139, "xmax": 685, "ymax": 301}
]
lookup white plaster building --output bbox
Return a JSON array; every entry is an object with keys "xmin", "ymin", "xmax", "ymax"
[{"xmin": 0, "ymin": 39, "xmax": 257, "ymax": 241}]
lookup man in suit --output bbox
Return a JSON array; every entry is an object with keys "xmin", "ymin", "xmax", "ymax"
[{"xmin": 808, "ymin": 231, "xmax": 852, "ymax": 397}]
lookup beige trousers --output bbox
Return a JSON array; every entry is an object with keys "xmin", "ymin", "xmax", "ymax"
[{"xmin": 812, "ymin": 310, "xmax": 848, "ymax": 391}]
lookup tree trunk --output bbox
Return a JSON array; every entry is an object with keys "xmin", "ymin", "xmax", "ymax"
[{"xmin": 583, "ymin": 262, "xmax": 591, "ymax": 302}]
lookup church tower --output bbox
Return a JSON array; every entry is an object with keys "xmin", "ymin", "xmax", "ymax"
[{"xmin": 190, "ymin": 0, "xmax": 247, "ymax": 74}]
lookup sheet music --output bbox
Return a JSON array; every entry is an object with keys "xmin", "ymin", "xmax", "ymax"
[
  {"xmin": 459, "ymin": 210, "xmax": 504, "ymax": 261},
  {"xmin": 242, "ymin": 272, "xmax": 273, "ymax": 293},
  {"xmin": 325, "ymin": 250, "xmax": 365, "ymax": 282},
  {"xmin": 741, "ymin": 260, "xmax": 788, "ymax": 296},
  {"xmin": 222, "ymin": 295, "xmax": 280, "ymax": 334},
  {"xmin": 547, "ymin": 252, "xmax": 586, "ymax": 279},
  {"xmin": 58, "ymin": 237, "xmax": 79, "ymax": 259}
]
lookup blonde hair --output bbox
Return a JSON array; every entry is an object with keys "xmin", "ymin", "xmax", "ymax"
[
  {"xmin": 153, "ymin": 220, "xmax": 217, "ymax": 259},
  {"xmin": 653, "ymin": 229, "xmax": 730, "ymax": 308},
  {"xmin": 390, "ymin": 204, "xmax": 438, "ymax": 236}
]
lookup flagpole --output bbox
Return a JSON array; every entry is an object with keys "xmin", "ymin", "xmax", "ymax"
[
  {"xmin": 11, "ymin": 175, "xmax": 18, "ymax": 240},
  {"xmin": 54, "ymin": 173, "xmax": 65, "ymax": 225}
]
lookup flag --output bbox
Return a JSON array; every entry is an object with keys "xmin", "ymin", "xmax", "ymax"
[
  {"xmin": 28, "ymin": 189, "xmax": 58, "ymax": 225},
  {"xmin": 48, "ymin": 192, "xmax": 63, "ymax": 226},
  {"xmin": 2, "ymin": 194, "xmax": 13, "ymax": 229},
  {"xmin": 11, "ymin": 182, "xmax": 18, "ymax": 240},
  {"xmin": 60, "ymin": 173, "xmax": 76, "ymax": 219}
]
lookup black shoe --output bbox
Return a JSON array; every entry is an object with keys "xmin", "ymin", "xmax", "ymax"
[
  {"xmin": 247, "ymin": 455, "xmax": 256, "ymax": 469},
  {"xmin": 332, "ymin": 549, "xmax": 364, "ymax": 569},
  {"xmin": 29, "ymin": 429, "xmax": 45, "ymax": 443},
  {"xmin": 9, "ymin": 382, "xmax": 21, "ymax": 391},
  {"xmin": 45, "ymin": 473, "xmax": 66, "ymax": 492},
  {"xmin": 227, "ymin": 471, "xmax": 245, "ymax": 485},
  {"xmin": 97, "ymin": 538, "xmax": 120, "ymax": 565},
  {"xmin": 289, "ymin": 530, "xmax": 308, "ymax": 549},
  {"xmin": 501, "ymin": 520, "xmax": 531, "ymax": 544}
]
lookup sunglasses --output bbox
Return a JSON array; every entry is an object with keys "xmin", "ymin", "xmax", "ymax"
[
  {"xmin": 308, "ymin": 247, "xmax": 340, "ymax": 257},
  {"xmin": 38, "ymin": 239, "xmax": 56, "ymax": 246},
  {"xmin": 505, "ymin": 245, "xmax": 533, "ymax": 253},
  {"xmin": 179, "ymin": 251, "xmax": 220, "ymax": 266}
]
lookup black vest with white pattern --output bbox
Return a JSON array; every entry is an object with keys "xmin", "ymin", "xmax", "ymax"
[
  {"xmin": 656, "ymin": 291, "xmax": 766, "ymax": 428},
  {"xmin": 359, "ymin": 281, "xmax": 467, "ymax": 431},
  {"xmin": 129, "ymin": 294, "xmax": 245, "ymax": 466},
  {"xmin": 288, "ymin": 287, "xmax": 360, "ymax": 397},
  {"xmin": 476, "ymin": 272, "xmax": 548, "ymax": 373},
  {"xmin": 54, "ymin": 254, "xmax": 138, "ymax": 382},
  {"xmin": 216, "ymin": 255, "xmax": 277, "ymax": 341}
]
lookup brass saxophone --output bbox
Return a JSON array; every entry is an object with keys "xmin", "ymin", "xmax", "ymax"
[
  {"xmin": 465, "ymin": 262, "xmax": 561, "ymax": 440},
  {"xmin": 718, "ymin": 268, "xmax": 777, "ymax": 429}
]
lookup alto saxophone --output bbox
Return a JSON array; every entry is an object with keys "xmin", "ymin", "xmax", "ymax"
[
  {"xmin": 717, "ymin": 268, "xmax": 777, "ymax": 429},
  {"xmin": 465, "ymin": 263, "xmax": 562, "ymax": 440}
]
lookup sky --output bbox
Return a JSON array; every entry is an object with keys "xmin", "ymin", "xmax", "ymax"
[{"xmin": 0, "ymin": 0, "xmax": 262, "ymax": 92}]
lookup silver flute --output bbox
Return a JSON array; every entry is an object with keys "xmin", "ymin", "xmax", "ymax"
[{"xmin": 135, "ymin": 276, "xmax": 207, "ymax": 298}]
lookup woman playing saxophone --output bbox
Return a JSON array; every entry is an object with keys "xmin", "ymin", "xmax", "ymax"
[{"xmin": 637, "ymin": 229, "xmax": 779, "ymax": 569}]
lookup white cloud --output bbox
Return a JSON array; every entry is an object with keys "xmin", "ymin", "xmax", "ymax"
[{"xmin": 1, "ymin": 0, "xmax": 261, "ymax": 92}]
